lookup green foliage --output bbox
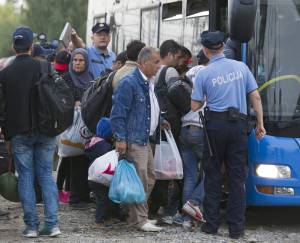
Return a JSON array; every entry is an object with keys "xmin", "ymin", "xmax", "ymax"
[
  {"xmin": 23, "ymin": 0, "xmax": 88, "ymax": 43},
  {"xmin": 0, "ymin": 3, "xmax": 21, "ymax": 57}
]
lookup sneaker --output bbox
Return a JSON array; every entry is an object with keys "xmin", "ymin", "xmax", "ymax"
[
  {"xmin": 39, "ymin": 226, "xmax": 61, "ymax": 237},
  {"xmin": 182, "ymin": 201, "xmax": 203, "ymax": 221},
  {"xmin": 139, "ymin": 222, "xmax": 162, "ymax": 232},
  {"xmin": 147, "ymin": 219, "xmax": 158, "ymax": 225},
  {"xmin": 22, "ymin": 227, "xmax": 38, "ymax": 238},
  {"xmin": 201, "ymin": 223, "xmax": 217, "ymax": 235},
  {"xmin": 182, "ymin": 220, "xmax": 192, "ymax": 230},
  {"xmin": 173, "ymin": 213, "xmax": 184, "ymax": 225},
  {"xmin": 161, "ymin": 216, "xmax": 173, "ymax": 225},
  {"xmin": 59, "ymin": 191, "xmax": 70, "ymax": 204},
  {"xmin": 229, "ymin": 231, "xmax": 245, "ymax": 239}
]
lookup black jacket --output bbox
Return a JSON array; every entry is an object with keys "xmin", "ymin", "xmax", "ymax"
[
  {"xmin": 62, "ymin": 72, "xmax": 86, "ymax": 102},
  {"xmin": 0, "ymin": 54, "xmax": 40, "ymax": 139}
]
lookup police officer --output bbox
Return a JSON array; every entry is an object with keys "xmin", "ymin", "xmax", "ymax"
[
  {"xmin": 191, "ymin": 30, "xmax": 266, "ymax": 239},
  {"xmin": 71, "ymin": 23, "xmax": 116, "ymax": 79}
]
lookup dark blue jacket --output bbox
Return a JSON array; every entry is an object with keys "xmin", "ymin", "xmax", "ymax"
[{"xmin": 110, "ymin": 67, "xmax": 151, "ymax": 145}]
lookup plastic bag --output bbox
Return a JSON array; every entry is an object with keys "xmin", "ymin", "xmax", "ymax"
[
  {"xmin": 58, "ymin": 107, "xmax": 92, "ymax": 157},
  {"xmin": 88, "ymin": 150, "xmax": 118, "ymax": 186},
  {"xmin": 109, "ymin": 159, "xmax": 146, "ymax": 204},
  {"xmin": 153, "ymin": 129, "xmax": 183, "ymax": 180}
]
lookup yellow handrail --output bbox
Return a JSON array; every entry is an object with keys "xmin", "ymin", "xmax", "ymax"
[{"xmin": 258, "ymin": 75, "xmax": 300, "ymax": 92}]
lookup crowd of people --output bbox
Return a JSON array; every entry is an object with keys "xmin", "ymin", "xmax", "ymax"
[{"xmin": 0, "ymin": 22, "xmax": 266, "ymax": 240}]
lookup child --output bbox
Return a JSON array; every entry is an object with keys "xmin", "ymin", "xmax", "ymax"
[{"xmin": 86, "ymin": 117, "xmax": 126, "ymax": 226}]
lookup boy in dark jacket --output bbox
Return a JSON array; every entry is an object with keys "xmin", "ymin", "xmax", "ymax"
[{"xmin": 86, "ymin": 118, "xmax": 125, "ymax": 226}]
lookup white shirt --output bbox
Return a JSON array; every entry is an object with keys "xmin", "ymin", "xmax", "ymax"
[
  {"xmin": 181, "ymin": 65, "xmax": 207, "ymax": 127},
  {"xmin": 139, "ymin": 69, "xmax": 160, "ymax": 136}
]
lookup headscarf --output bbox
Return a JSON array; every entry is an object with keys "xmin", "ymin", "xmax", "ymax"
[{"xmin": 69, "ymin": 48, "xmax": 93, "ymax": 89}]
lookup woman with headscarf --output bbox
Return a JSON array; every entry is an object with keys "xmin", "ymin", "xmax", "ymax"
[
  {"xmin": 63, "ymin": 48, "xmax": 93, "ymax": 104},
  {"xmin": 60, "ymin": 48, "xmax": 94, "ymax": 206}
]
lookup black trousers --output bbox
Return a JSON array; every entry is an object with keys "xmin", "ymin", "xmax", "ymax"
[
  {"xmin": 56, "ymin": 158, "xmax": 71, "ymax": 191},
  {"xmin": 203, "ymin": 119, "xmax": 248, "ymax": 234},
  {"xmin": 89, "ymin": 181, "xmax": 123, "ymax": 223},
  {"xmin": 69, "ymin": 155, "xmax": 91, "ymax": 203}
]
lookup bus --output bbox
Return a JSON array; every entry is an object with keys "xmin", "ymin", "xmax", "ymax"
[{"xmin": 87, "ymin": 0, "xmax": 300, "ymax": 206}]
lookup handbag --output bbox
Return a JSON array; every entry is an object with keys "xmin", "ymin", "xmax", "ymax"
[
  {"xmin": 58, "ymin": 107, "xmax": 93, "ymax": 157},
  {"xmin": 153, "ymin": 129, "xmax": 183, "ymax": 180},
  {"xmin": 0, "ymin": 158, "xmax": 20, "ymax": 202}
]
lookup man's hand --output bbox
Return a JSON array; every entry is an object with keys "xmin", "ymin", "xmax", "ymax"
[
  {"xmin": 116, "ymin": 141, "xmax": 127, "ymax": 154},
  {"xmin": 5, "ymin": 141, "xmax": 12, "ymax": 157},
  {"xmin": 161, "ymin": 120, "xmax": 171, "ymax": 130},
  {"xmin": 255, "ymin": 124, "xmax": 266, "ymax": 140}
]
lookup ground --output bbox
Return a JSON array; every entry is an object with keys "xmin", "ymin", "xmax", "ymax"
[{"xmin": 1, "ymin": 196, "xmax": 300, "ymax": 243}]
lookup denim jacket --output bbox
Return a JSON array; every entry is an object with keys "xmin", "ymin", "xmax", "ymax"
[{"xmin": 110, "ymin": 67, "xmax": 152, "ymax": 145}]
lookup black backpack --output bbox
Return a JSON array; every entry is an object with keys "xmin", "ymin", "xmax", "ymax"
[
  {"xmin": 81, "ymin": 71, "xmax": 117, "ymax": 134},
  {"xmin": 167, "ymin": 75, "xmax": 193, "ymax": 115},
  {"xmin": 155, "ymin": 66, "xmax": 182, "ymax": 140},
  {"xmin": 34, "ymin": 61, "xmax": 74, "ymax": 136}
]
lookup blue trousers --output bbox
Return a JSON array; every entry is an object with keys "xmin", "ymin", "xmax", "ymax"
[
  {"xmin": 11, "ymin": 133, "xmax": 58, "ymax": 230},
  {"xmin": 202, "ymin": 119, "xmax": 248, "ymax": 234},
  {"xmin": 180, "ymin": 126, "xmax": 205, "ymax": 206}
]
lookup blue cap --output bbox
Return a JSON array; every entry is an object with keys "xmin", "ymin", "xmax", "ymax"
[
  {"xmin": 96, "ymin": 117, "xmax": 112, "ymax": 139},
  {"xmin": 12, "ymin": 26, "xmax": 33, "ymax": 48},
  {"xmin": 200, "ymin": 31, "xmax": 225, "ymax": 50},
  {"xmin": 32, "ymin": 44, "xmax": 54, "ymax": 58},
  {"xmin": 92, "ymin": 23, "xmax": 110, "ymax": 34}
]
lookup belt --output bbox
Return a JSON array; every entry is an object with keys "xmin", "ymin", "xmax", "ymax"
[
  {"xmin": 207, "ymin": 110, "xmax": 247, "ymax": 121},
  {"xmin": 186, "ymin": 125, "xmax": 202, "ymax": 130}
]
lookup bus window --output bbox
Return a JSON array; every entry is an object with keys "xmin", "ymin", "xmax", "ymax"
[
  {"xmin": 161, "ymin": 1, "xmax": 183, "ymax": 43},
  {"xmin": 251, "ymin": 0, "xmax": 300, "ymax": 137},
  {"xmin": 141, "ymin": 6, "xmax": 160, "ymax": 47},
  {"xmin": 184, "ymin": 0, "xmax": 209, "ymax": 54}
]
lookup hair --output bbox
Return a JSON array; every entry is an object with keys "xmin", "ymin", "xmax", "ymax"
[
  {"xmin": 179, "ymin": 45, "xmax": 192, "ymax": 58},
  {"xmin": 126, "ymin": 40, "xmax": 146, "ymax": 61},
  {"xmin": 115, "ymin": 51, "xmax": 127, "ymax": 65},
  {"xmin": 13, "ymin": 42, "xmax": 31, "ymax": 54},
  {"xmin": 197, "ymin": 49, "xmax": 209, "ymax": 65},
  {"xmin": 138, "ymin": 47, "xmax": 159, "ymax": 63},
  {"xmin": 159, "ymin": 39, "xmax": 181, "ymax": 59}
]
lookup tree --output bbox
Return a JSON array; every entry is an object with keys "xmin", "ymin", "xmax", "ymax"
[
  {"xmin": 22, "ymin": 0, "xmax": 88, "ymax": 43},
  {"xmin": 0, "ymin": 3, "xmax": 21, "ymax": 57}
]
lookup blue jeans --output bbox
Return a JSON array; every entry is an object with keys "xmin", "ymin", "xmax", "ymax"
[
  {"xmin": 180, "ymin": 126, "xmax": 205, "ymax": 207},
  {"xmin": 11, "ymin": 133, "xmax": 58, "ymax": 230}
]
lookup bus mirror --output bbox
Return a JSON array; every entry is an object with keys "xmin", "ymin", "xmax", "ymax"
[{"xmin": 228, "ymin": 0, "xmax": 257, "ymax": 43}]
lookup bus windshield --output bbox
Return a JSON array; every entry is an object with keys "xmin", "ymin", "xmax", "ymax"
[{"xmin": 251, "ymin": 0, "xmax": 300, "ymax": 137}]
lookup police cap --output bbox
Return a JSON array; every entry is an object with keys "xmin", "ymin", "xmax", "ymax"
[
  {"xmin": 92, "ymin": 22, "xmax": 110, "ymax": 34},
  {"xmin": 200, "ymin": 30, "xmax": 226, "ymax": 50}
]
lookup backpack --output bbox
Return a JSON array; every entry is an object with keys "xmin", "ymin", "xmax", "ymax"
[
  {"xmin": 154, "ymin": 66, "xmax": 182, "ymax": 140},
  {"xmin": 81, "ymin": 71, "xmax": 117, "ymax": 134},
  {"xmin": 81, "ymin": 70, "xmax": 112, "ymax": 104},
  {"xmin": 34, "ymin": 61, "xmax": 74, "ymax": 136},
  {"xmin": 167, "ymin": 75, "xmax": 193, "ymax": 115}
]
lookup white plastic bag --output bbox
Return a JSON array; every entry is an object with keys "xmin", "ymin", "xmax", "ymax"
[
  {"xmin": 88, "ymin": 150, "xmax": 119, "ymax": 186},
  {"xmin": 58, "ymin": 107, "xmax": 92, "ymax": 157},
  {"xmin": 153, "ymin": 129, "xmax": 183, "ymax": 180}
]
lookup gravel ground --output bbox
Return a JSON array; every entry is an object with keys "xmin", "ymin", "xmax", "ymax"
[{"xmin": 1, "ymin": 197, "xmax": 300, "ymax": 243}]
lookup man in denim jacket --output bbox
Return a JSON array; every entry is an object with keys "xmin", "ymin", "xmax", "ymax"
[{"xmin": 110, "ymin": 47, "xmax": 162, "ymax": 232}]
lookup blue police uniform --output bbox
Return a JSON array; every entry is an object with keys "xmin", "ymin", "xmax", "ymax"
[
  {"xmin": 192, "ymin": 31, "xmax": 258, "ymax": 237},
  {"xmin": 87, "ymin": 46, "xmax": 116, "ymax": 79}
]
